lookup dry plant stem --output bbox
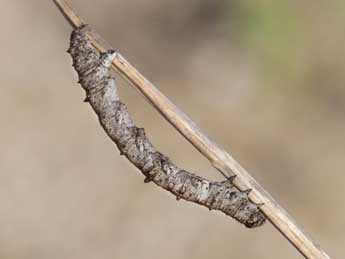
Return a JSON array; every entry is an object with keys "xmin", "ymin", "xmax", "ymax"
[{"xmin": 53, "ymin": 0, "xmax": 331, "ymax": 258}]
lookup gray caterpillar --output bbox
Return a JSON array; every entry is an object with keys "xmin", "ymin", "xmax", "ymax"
[{"xmin": 67, "ymin": 25, "xmax": 266, "ymax": 228}]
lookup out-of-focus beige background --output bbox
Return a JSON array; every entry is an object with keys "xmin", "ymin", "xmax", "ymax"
[{"xmin": 1, "ymin": 1, "xmax": 344, "ymax": 258}]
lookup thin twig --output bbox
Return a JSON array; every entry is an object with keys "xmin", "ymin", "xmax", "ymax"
[{"xmin": 52, "ymin": 1, "xmax": 331, "ymax": 258}]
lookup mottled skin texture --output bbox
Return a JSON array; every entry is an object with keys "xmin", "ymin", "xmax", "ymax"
[{"xmin": 67, "ymin": 26, "xmax": 266, "ymax": 228}]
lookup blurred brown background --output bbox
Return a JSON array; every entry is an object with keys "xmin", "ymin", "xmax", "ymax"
[{"xmin": 1, "ymin": 0, "xmax": 344, "ymax": 258}]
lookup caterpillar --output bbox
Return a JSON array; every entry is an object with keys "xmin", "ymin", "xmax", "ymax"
[{"xmin": 67, "ymin": 25, "xmax": 266, "ymax": 228}]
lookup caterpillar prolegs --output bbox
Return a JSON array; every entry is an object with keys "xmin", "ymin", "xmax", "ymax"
[{"xmin": 67, "ymin": 26, "xmax": 266, "ymax": 228}]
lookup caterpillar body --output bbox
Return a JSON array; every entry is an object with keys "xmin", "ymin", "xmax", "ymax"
[{"xmin": 67, "ymin": 25, "xmax": 266, "ymax": 228}]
